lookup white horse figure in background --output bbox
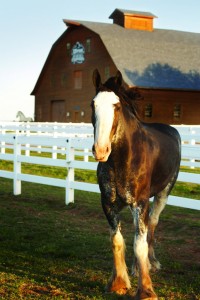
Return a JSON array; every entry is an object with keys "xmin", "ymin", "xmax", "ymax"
[{"xmin": 16, "ymin": 111, "xmax": 33, "ymax": 122}]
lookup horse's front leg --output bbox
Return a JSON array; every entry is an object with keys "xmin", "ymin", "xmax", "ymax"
[
  {"xmin": 133, "ymin": 203, "xmax": 158, "ymax": 300},
  {"xmin": 102, "ymin": 200, "xmax": 131, "ymax": 295}
]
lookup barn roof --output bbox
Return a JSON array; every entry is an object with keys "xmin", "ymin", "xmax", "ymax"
[
  {"xmin": 63, "ymin": 19, "xmax": 200, "ymax": 90},
  {"xmin": 31, "ymin": 12, "xmax": 200, "ymax": 94}
]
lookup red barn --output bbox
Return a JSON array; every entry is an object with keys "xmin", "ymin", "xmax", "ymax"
[{"xmin": 31, "ymin": 9, "xmax": 200, "ymax": 124}]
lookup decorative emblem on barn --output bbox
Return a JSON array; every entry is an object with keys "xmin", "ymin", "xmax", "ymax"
[{"xmin": 71, "ymin": 42, "xmax": 85, "ymax": 64}]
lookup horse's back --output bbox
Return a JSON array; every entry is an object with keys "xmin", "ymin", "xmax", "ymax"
[{"xmin": 143, "ymin": 122, "xmax": 181, "ymax": 143}]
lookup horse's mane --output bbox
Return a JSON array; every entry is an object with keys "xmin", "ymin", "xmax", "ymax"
[{"xmin": 104, "ymin": 76, "xmax": 143, "ymax": 118}]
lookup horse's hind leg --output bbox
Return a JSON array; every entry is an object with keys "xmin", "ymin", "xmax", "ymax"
[{"xmin": 148, "ymin": 182, "xmax": 173, "ymax": 271}]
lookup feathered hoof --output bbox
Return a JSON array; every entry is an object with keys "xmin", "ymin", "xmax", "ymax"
[
  {"xmin": 151, "ymin": 261, "xmax": 161, "ymax": 273},
  {"xmin": 105, "ymin": 276, "xmax": 131, "ymax": 295},
  {"xmin": 134, "ymin": 288, "xmax": 158, "ymax": 300}
]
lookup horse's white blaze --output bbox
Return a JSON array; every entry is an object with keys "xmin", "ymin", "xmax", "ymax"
[{"xmin": 93, "ymin": 91, "xmax": 119, "ymax": 151}]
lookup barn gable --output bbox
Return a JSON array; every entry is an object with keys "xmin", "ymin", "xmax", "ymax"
[{"xmin": 31, "ymin": 8, "xmax": 200, "ymax": 125}]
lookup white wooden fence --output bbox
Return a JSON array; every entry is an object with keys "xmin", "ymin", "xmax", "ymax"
[
  {"xmin": 0, "ymin": 122, "xmax": 200, "ymax": 210},
  {"xmin": 0, "ymin": 121, "xmax": 94, "ymax": 137}
]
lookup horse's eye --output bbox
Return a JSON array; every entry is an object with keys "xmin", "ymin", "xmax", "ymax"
[{"xmin": 114, "ymin": 103, "xmax": 120, "ymax": 111}]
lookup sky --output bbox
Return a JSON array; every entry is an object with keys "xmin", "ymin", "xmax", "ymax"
[{"xmin": 0, "ymin": 0, "xmax": 199, "ymax": 121}]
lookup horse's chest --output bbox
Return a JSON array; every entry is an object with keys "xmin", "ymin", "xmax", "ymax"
[{"xmin": 97, "ymin": 163, "xmax": 135, "ymax": 204}]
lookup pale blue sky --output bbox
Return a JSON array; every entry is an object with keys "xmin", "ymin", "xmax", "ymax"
[{"xmin": 0, "ymin": 0, "xmax": 199, "ymax": 120}]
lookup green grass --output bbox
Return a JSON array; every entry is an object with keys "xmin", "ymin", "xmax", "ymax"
[{"xmin": 0, "ymin": 158, "xmax": 200, "ymax": 299}]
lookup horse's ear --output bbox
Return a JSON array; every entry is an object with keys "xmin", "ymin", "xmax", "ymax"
[
  {"xmin": 93, "ymin": 69, "xmax": 101, "ymax": 89},
  {"xmin": 115, "ymin": 70, "xmax": 123, "ymax": 88}
]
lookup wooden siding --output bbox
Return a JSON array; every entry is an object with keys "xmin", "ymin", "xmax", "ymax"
[
  {"xmin": 138, "ymin": 88, "xmax": 200, "ymax": 125},
  {"xmin": 34, "ymin": 26, "xmax": 117, "ymax": 122},
  {"xmin": 33, "ymin": 24, "xmax": 200, "ymax": 125},
  {"xmin": 124, "ymin": 15, "xmax": 153, "ymax": 31},
  {"xmin": 109, "ymin": 9, "xmax": 155, "ymax": 31}
]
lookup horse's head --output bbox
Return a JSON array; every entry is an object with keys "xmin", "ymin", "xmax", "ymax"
[{"xmin": 91, "ymin": 69, "xmax": 122, "ymax": 162}]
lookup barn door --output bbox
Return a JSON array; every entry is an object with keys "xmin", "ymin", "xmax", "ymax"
[
  {"xmin": 51, "ymin": 100, "xmax": 65, "ymax": 122},
  {"xmin": 72, "ymin": 111, "xmax": 80, "ymax": 122}
]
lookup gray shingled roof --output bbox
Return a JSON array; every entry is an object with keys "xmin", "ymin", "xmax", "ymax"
[{"xmin": 64, "ymin": 20, "xmax": 200, "ymax": 90}]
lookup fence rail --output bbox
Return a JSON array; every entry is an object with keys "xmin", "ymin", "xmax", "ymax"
[
  {"xmin": 0, "ymin": 121, "xmax": 94, "ymax": 137},
  {"xmin": 0, "ymin": 122, "xmax": 200, "ymax": 210}
]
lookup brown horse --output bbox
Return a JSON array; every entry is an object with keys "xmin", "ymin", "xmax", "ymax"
[{"xmin": 91, "ymin": 69, "xmax": 181, "ymax": 300}]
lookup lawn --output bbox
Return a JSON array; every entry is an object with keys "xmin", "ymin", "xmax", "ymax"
[
  {"xmin": 0, "ymin": 176, "xmax": 199, "ymax": 300},
  {"xmin": 0, "ymin": 155, "xmax": 200, "ymax": 299}
]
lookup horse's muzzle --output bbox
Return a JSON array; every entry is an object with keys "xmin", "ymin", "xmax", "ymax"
[{"xmin": 92, "ymin": 143, "xmax": 111, "ymax": 162}]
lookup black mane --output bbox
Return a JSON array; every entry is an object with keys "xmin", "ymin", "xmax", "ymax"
[{"xmin": 104, "ymin": 76, "xmax": 142, "ymax": 117}]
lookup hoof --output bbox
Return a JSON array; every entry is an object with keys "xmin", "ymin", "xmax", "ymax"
[
  {"xmin": 106, "ymin": 276, "xmax": 131, "ymax": 295},
  {"xmin": 134, "ymin": 288, "xmax": 158, "ymax": 300},
  {"xmin": 150, "ymin": 259, "xmax": 161, "ymax": 273},
  {"xmin": 131, "ymin": 264, "xmax": 139, "ymax": 277}
]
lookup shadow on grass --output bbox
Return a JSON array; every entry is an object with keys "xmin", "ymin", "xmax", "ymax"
[{"xmin": 0, "ymin": 179, "xmax": 199, "ymax": 299}]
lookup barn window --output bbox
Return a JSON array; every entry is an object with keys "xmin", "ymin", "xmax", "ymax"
[
  {"xmin": 66, "ymin": 43, "xmax": 71, "ymax": 56},
  {"xmin": 74, "ymin": 71, "xmax": 82, "ymax": 89},
  {"xmin": 86, "ymin": 38, "xmax": 91, "ymax": 53},
  {"xmin": 105, "ymin": 67, "xmax": 110, "ymax": 80},
  {"xmin": 61, "ymin": 73, "xmax": 67, "ymax": 87},
  {"xmin": 144, "ymin": 103, "xmax": 152, "ymax": 117},
  {"xmin": 173, "ymin": 104, "xmax": 181, "ymax": 119}
]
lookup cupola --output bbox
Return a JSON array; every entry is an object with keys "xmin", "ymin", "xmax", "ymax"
[{"xmin": 109, "ymin": 8, "xmax": 157, "ymax": 32}]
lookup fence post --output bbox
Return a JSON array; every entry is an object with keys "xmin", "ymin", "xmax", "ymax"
[
  {"xmin": 25, "ymin": 124, "xmax": 30, "ymax": 156},
  {"xmin": 65, "ymin": 139, "xmax": 74, "ymax": 204},
  {"xmin": 13, "ymin": 135, "xmax": 21, "ymax": 195},
  {"xmin": 0, "ymin": 129, "xmax": 5, "ymax": 154},
  {"xmin": 37, "ymin": 124, "xmax": 42, "ymax": 153},
  {"xmin": 190, "ymin": 127, "xmax": 195, "ymax": 169},
  {"xmin": 84, "ymin": 148, "xmax": 89, "ymax": 162},
  {"xmin": 52, "ymin": 126, "xmax": 58, "ymax": 159}
]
